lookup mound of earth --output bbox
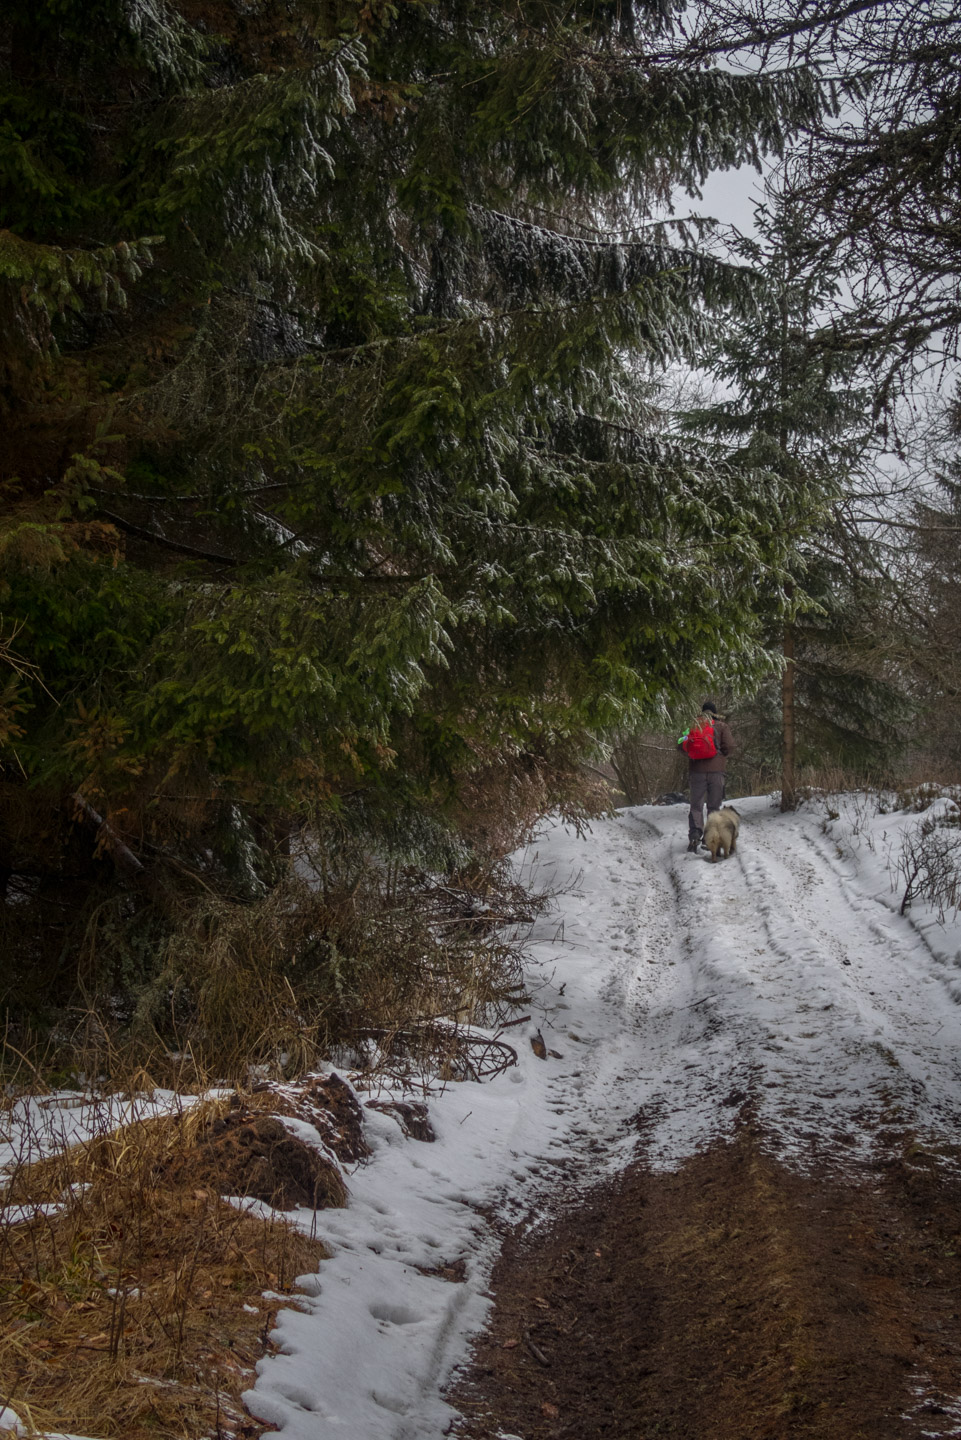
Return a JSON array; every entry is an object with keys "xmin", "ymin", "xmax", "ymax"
[
  {"xmin": 163, "ymin": 1074, "xmax": 438, "ymax": 1212},
  {"xmin": 249, "ymin": 1071, "xmax": 371, "ymax": 1163},
  {"xmin": 167, "ymin": 1109, "xmax": 347, "ymax": 1210},
  {"xmin": 365, "ymin": 1096, "xmax": 436, "ymax": 1141}
]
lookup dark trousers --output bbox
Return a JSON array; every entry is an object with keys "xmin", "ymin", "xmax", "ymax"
[{"xmin": 689, "ymin": 771, "xmax": 725, "ymax": 838}]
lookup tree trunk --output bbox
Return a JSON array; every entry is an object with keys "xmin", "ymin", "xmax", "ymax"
[{"xmin": 781, "ymin": 624, "xmax": 797, "ymax": 812}]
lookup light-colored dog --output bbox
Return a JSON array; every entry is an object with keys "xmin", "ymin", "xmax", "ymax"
[{"xmin": 703, "ymin": 806, "xmax": 740, "ymax": 862}]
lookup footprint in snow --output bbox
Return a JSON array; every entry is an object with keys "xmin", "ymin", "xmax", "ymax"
[{"xmin": 369, "ymin": 1301, "xmax": 422, "ymax": 1326}]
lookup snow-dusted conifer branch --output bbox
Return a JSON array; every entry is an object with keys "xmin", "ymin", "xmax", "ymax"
[{"xmin": 0, "ymin": 0, "xmax": 842, "ymax": 1025}]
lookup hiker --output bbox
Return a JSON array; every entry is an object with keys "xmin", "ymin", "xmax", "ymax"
[{"xmin": 678, "ymin": 699, "xmax": 735, "ymax": 853}]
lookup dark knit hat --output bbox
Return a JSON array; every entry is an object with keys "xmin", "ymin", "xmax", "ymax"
[{"xmin": 701, "ymin": 699, "xmax": 718, "ymax": 714}]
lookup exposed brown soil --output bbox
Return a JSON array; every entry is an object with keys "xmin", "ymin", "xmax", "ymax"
[
  {"xmin": 165, "ymin": 1109, "xmax": 348, "ymax": 1210},
  {"xmin": 164, "ymin": 1071, "xmax": 388, "ymax": 1211},
  {"xmin": 250, "ymin": 1071, "xmax": 373, "ymax": 1163},
  {"xmin": 449, "ymin": 1116, "xmax": 961, "ymax": 1439}
]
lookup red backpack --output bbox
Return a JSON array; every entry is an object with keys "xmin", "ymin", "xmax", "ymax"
[{"xmin": 678, "ymin": 715, "xmax": 717, "ymax": 760}]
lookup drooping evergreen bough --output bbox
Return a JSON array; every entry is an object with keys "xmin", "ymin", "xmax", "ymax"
[
  {"xmin": 680, "ymin": 0, "xmax": 961, "ymax": 375},
  {"xmin": 0, "ymin": 0, "xmax": 829, "ymax": 924},
  {"xmin": 904, "ymin": 408, "xmax": 961, "ymax": 771}
]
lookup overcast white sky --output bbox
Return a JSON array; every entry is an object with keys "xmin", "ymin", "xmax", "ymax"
[{"xmin": 689, "ymin": 161, "xmax": 767, "ymax": 235}]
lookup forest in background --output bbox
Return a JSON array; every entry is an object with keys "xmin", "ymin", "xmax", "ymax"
[{"xmin": 2, "ymin": 0, "xmax": 960, "ymax": 1081}]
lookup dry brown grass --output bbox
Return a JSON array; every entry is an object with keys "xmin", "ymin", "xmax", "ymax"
[
  {"xmin": 730, "ymin": 762, "xmax": 891, "ymax": 806},
  {"xmin": 0, "ymin": 1100, "xmax": 327, "ymax": 1439},
  {"xmin": 108, "ymin": 858, "xmax": 543, "ymax": 1088}
]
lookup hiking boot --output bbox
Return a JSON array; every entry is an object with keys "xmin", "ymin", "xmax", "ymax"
[{"xmin": 687, "ymin": 829, "xmax": 702, "ymax": 853}]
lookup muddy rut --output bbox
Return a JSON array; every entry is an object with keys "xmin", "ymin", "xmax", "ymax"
[{"xmin": 448, "ymin": 1115, "xmax": 961, "ymax": 1440}]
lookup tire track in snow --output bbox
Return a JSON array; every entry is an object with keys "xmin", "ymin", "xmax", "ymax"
[
  {"xmin": 743, "ymin": 807, "xmax": 961, "ymax": 1143},
  {"xmin": 628, "ymin": 797, "xmax": 961, "ymax": 1174},
  {"xmin": 444, "ymin": 802, "xmax": 961, "ymax": 1440},
  {"xmin": 604, "ymin": 806, "xmax": 764, "ymax": 1167}
]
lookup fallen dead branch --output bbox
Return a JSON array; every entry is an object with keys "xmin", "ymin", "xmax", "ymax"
[
  {"xmin": 523, "ymin": 1327, "xmax": 551, "ymax": 1368},
  {"xmin": 356, "ymin": 1023, "xmax": 519, "ymax": 1084},
  {"xmin": 71, "ymin": 792, "xmax": 144, "ymax": 876}
]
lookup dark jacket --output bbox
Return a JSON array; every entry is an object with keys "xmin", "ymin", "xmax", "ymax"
[{"xmin": 688, "ymin": 716, "xmax": 735, "ymax": 774}]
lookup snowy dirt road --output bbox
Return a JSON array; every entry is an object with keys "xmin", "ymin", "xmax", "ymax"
[
  {"xmin": 249, "ymin": 796, "xmax": 961, "ymax": 1440},
  {"xmin": 581, "ymin": 797, "xmax": 961, "ymax": 1176}
]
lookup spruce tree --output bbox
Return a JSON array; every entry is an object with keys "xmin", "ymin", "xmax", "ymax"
[
  {"xmin": 903, "ymin": 408, "xmax": 961, "ymax": 773},
  {"xmin": 680, "ymin": 0, "xmax": 961, "ymax": 374},
  {"xmin": 683, "ymin": 191, "xmax": 906, "ymax": 804},
  {"xmin": 0, "ymin": 1, "xmax": 832, "ymax": 994}
]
